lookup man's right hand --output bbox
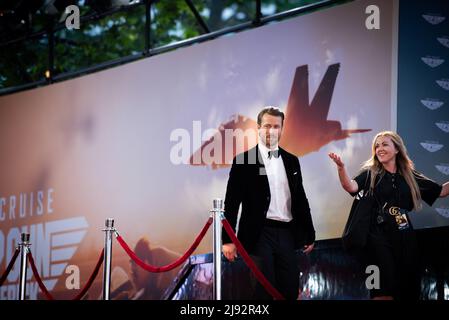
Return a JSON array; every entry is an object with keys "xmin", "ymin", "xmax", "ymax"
[{"xmin": 222, "ymin": 243, "xmax": 237, "ymax": 262}]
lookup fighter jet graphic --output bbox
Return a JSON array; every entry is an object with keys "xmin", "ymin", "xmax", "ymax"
[{"xmin": 189, "ymin": 63, "xmax": 371, "ymax": 169}]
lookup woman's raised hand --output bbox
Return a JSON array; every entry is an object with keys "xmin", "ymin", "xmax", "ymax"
[{"xmin": 328, "ymin": 152, "xmax": 345, "ymax": 169}]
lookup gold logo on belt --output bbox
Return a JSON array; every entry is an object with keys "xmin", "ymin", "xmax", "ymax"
[
  {"xmin": 388, "ymin": 206, "xmax": 400, "ymax": 216},
  {"xmin": 386, "ymin": 206, "xmax": 411, "ymax": 230}
]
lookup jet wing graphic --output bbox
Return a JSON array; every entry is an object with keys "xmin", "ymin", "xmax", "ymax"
[
  {"xmin": 281, "ymin": 64, "xmax": 371, "ymax": 155},
  {"xmin": 189, "ymin": 114, "xmax": 258, "ymax": 169},
  {"xmin": 189, "ymin": 64, "xmax": 371, "ymax": 169}
]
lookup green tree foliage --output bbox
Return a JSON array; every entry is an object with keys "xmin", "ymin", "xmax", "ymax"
[
  {"xmin": 54, "ymin": 5, "xmax": 146, "ymax": 74},
  {"xmin": 0, "ymin": 0, "xmax": 333, "ymax": 91}
]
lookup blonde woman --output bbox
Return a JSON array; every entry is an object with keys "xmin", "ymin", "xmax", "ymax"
[{"xmin": 329, "ymin": 131, "xmax": 449, "ymax": 300}]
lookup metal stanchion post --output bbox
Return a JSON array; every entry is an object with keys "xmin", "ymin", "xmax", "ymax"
[
  {"xmin": 18, "ymin": 233, "xmax": 30, "ymax": 300},
  {"xmin": 212, "ymin": 198, "xmax": 224, "ymax": 300},
  {"xmin": 102, "ymin": 218, "xmax": 115, "ymax": 300}
]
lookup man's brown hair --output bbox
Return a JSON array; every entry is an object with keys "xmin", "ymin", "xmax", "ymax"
[{"xmin": 257, "ymin": 106, "xmax": 284, "ymax": 126}]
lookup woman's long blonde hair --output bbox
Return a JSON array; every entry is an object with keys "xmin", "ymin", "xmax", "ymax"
[{"xmin": 361, "ymin": 131, "xmax": 422, "ymax": 210}]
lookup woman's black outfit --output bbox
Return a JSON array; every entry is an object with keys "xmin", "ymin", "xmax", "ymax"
[{"xmin": 351, "ymin": 169, "xmax": 442, "ymax": 300}]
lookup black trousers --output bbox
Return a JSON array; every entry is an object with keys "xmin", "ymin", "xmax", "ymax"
[
  {"xmin": 365, "ymin": 222, "xmax": 421, "ymax": 300},
  {"xmin": 250, "ymin": 221, "xmax": 299, "ymax": 300}
]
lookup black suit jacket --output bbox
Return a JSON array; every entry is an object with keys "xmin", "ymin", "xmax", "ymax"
[{"xmin": 222, "ymin": 145, "xmax": 315, "ymax": 254}]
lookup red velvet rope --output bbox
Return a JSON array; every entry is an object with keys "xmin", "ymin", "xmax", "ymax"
[
  {"xmin": 73, "ymin": 249, "xmax": 104, "ymax": 300},
  {"xmin": 116, "ymin": 217, "xmax": 213, "ymax": 273},
  {"xmin": 28, "ymin": 250, "xmax": 54, "ymax": 300},
  {"xmin": 28, "ymin": 249, "xmax": 104, "ymax": 300},
  {"xmin": 222, "ymin": 218, "xmax": 285, "ymax": 300},
  {"xmin": 0, "ymin": 247, "xmax": 20, "ymax": 287}
]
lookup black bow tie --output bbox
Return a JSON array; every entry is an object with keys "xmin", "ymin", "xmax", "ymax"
[{"xmin": 268, "ymin": 150, "xmax": 280, "ymax": 159}]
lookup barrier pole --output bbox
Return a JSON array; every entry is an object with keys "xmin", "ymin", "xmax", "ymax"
[
  {"xmin": 212, "ymin": 198, "xmax": 224, "ymax": 300},
  {"xmin": 102, "ymin": 218, "xmax": 114, "ymax": 300},
  {"xmin": 18, "ymin": 233, "xmax": 30, "ymax": 300}
]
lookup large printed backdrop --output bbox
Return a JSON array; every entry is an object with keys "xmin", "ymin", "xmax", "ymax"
[{"xmin": 0, "ymin": 0, "xmax": 395, "ymax": 299}]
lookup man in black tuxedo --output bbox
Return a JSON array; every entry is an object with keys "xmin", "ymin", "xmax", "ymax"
[{"xmin": 222, "ymin": 106, "xmax": 315, "ymax": 300}]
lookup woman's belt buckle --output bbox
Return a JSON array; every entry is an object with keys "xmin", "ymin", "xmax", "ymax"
[{"xmin": 388, "ymin": 206, "xmax": 411, "ymax": 230}]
